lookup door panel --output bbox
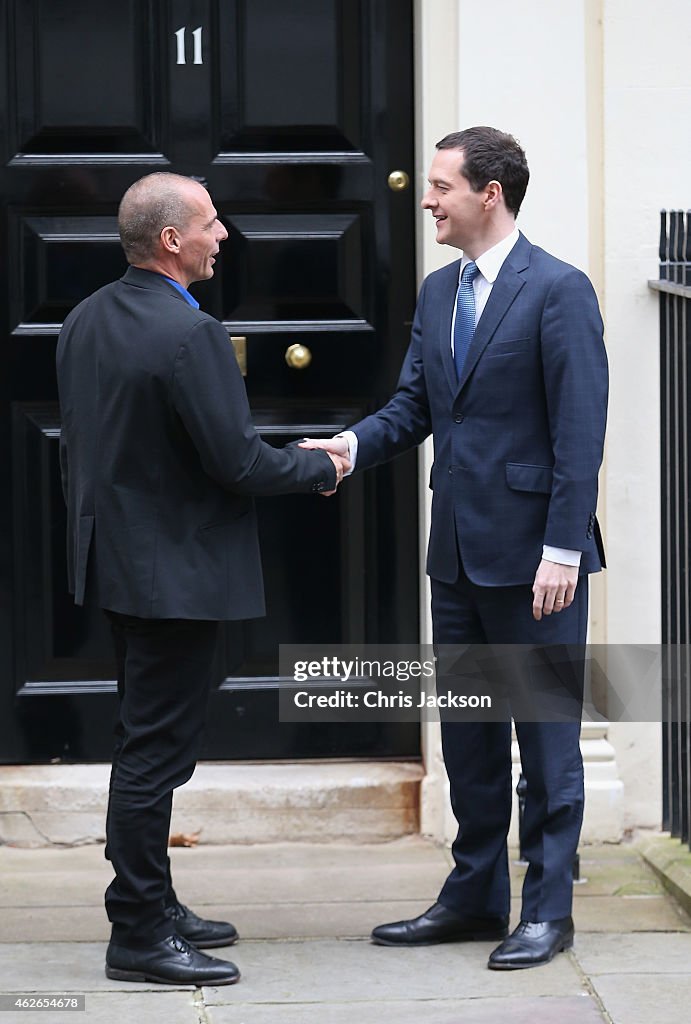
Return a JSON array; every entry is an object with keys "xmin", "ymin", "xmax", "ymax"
[
  {"xmin": 12, "ymin": 215, "xmax": 123, "ymax": 331},
  {"xmin": 222, "ymin": 213, "xmax": 366, "ymax": 322},
  {"xmin": 7, "ymin": 0, "xmax": 165, "ymax": 159},
  {"xmin": 218, "ymin": 0, "xmax": 362, "ymax": 152},
  {"xmin": 0, "ymin": 0, "xmax": 419, "ymax": 763}
]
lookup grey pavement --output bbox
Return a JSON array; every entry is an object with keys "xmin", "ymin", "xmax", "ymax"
[{"xmin": 0, "ymin": 837, "xmax": 689, "ymax": 1023}]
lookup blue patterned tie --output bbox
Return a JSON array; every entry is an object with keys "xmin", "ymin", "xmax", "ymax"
[{"xmin": 453, "ymin": 261, "xmax": 479, "ymax": 379}]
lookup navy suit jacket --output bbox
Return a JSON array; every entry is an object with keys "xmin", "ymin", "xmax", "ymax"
[
  {"xmin": 353, "ymin": 232, "xmax": 608, "ymax": 587},
  {"xmin": 56, "ymin": 267, "xmax": 336, "ymax": 620}
]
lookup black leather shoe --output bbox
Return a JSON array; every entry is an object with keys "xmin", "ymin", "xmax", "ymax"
[
  {"xmin": 371, "ymin": 902, "xmax": 509, "ymax": 946},
  {"xmin": 488, "ymin": 916, "xmax": 574, "ymax": 970},
  {"xmin": 164, "ymin": 900, "xmax": 238, "ymax": 948},
  {"xmin": 105, "ymin": 933, "xmax": 240, "ymax": 985}
]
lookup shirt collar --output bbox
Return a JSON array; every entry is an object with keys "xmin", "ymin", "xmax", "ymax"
[
  {"xmin": 460, "ymin": 226, "xmax": 520, "ymax": 283},
  {"xmin": 162, "ymin": 276, "xmax": 200, "ymax": 309}
]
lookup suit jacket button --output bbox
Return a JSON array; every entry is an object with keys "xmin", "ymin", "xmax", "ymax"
[{"xmin": 454, "ymin": 415, "xmax": 464, "ymax": 423}]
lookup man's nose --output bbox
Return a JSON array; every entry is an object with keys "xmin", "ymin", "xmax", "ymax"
[
  {"xmin": 217, "ymin": 221, "xmax": 229, "ymax": 241},
  {"xmin": 421, "ymin": 190, "xmax": 435, "ymax": 209}
]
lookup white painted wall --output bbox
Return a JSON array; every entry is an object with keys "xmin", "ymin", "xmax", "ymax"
[
  {"xmin": 600, "ymin": 0, "xmax": 691, "ymax": 828},
  {"xmin": 456, "ymin": 0, "xmax": 592, "ymax": 273},
  {"xmin": 602, "ymin": 0, "xmax": 691, "ymax": 646}
]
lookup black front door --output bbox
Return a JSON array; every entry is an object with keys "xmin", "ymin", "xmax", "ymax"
[{"xmin": 0, "ymin": 0, "xmax": 419, "ymax": 762}]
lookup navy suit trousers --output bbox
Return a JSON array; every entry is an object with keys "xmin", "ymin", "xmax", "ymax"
[{"xmin": 431, "ymin": 567, "xmax": 587, "ymax": 922}]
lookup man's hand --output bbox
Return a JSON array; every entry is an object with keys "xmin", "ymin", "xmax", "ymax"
[
  {"xmin": 324, "ymin": 452, "xmax": 351, "ymax": 495},
  {"xmin": 532, "ymin": 559, "xmax": 579, "ymax": 621},
  {"xmin": 301, "ymin": 437, "xmax": 350, "ymax": 496},
  {"xmin": 299, "ymin": 436, "xmax": 349, "ymax": 458}
]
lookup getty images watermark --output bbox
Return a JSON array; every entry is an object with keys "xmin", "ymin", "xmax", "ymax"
[
  {"xmin": 278, "ymin": 644, "xmax": 684, "ymax": 723},
  {"xmin": 290, "ymin": 652, "xmax": 491, "ymax": 712}
]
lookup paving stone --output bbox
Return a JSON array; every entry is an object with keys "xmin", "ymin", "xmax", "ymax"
[
  {"xmin": 588, "ymin": 892, "xmax": 690, "ymax": 930},
  {"xmin": 206, "ymin": 994, "xmax": 605, "ymax": 1024},
  {"xmin": 6, "ymin": 896, "xmax": 687, "ymax": 945},
  {"xmin": 1, "ymin": 905, "xmax": 110, "ymax": 943},
  {"xmin": 169, "ymin": 835, "xmax": 446, "ymax": 871},
  {"xmin": 168, "ymin": 860, "xmax": 448, "ymax": 907},
  {"xmin": 203, "ymin": 939, "xmax": 586, "ymax": 1005},
  {"xmin": 0, "ymin": 844, "xmax": 109, "ymax": 875},
  {"xmin": 0, "ymin": 872, "xmax": 106, "ymax": 909},
  {"xmin": 0, "ymin": 837, "xmax": 446, "ymax": 878},
  {"xmin": 227, "ymin": 901, "xmax": 452, "ymax": 940},
  {"xmin": 569, "ymin": 861, "xmax": 664, "ymax": 897},
  {"xmin": 2, "ymin": 900, "xmax": 437, "ymax": 944},
  {"xmin": 0, "ymin": 939, "xmax": 585, "ymax": 1005},
  {"xmin": 1, "ymin": 841, "xmax": 689, "ymax": 1024},
  {"xmin": 506, "ymin": 867, "xmax": 675, "ymax": 926},
  {"xmin": 0, "ymin": 991, "xmax": 200, "ymax": 1024},
  {"xmin": 0, "ymin": 862, "xmax": 447, "ymax": 910},
  {"xmin": 574, "ymin": 932, "xmax": 691, "ymax": 975},
  {"xmin": 531, "ymin": 894, "xmax": 691, "ymax": 932},
  {"xmin": 575, "ymin": 843, "xmax": 646, "ymax": 862},
  {"xmin": 588, "ymin": 973, "xmax": 691, "ymax": 1024}
]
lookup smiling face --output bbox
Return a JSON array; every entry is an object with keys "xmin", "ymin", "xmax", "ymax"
[
  {"xmin": 172, "ymin": 182, "xmax": 229, "ymax": 287},
  {"xmin": 421, "ymin": 148, "xmax": 487, "ymax": 256}
]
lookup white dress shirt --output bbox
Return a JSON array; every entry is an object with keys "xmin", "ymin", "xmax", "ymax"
[{"xmin": 340, "ymin": 225, "xmax": 580, "ymax": 567}]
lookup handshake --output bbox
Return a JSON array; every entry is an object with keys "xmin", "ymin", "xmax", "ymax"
[{"xmin": 299, "ymin": 435, "xmax": 351, "ymax": 495}]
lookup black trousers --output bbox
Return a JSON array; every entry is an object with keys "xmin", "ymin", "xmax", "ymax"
[
  {"xmin": 104, "ymin": 611, "xmax": 219, "ymax": 946},
  {"xmin": 431, "ymin": 566, "xmax": 588, "ymax": 922}
]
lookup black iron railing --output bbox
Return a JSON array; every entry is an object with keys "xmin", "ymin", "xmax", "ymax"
[{"xmin": 651, "ymin": 209, "xmax": 691, "ymax": 850}]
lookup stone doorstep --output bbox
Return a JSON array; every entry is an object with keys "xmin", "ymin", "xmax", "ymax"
[
  {"xmin": 638, "ymin": 833, "xmax": 691, "ymax": 919},
  {"xmin": 0, "ymin": 761, "xmax": 424, "ymax": 848}
]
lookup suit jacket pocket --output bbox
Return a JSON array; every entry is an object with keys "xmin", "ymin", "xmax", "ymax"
[
  {"xmin": 484, "ymin": 347, "xmax": 526, "ymax": 359},
  {"xmin": 505, "ymin": 463, "xmax": 553, "ymax": 494},
  {"xmin": 485, "ymin": 336, "xmax": 531, "ymax": 358}
]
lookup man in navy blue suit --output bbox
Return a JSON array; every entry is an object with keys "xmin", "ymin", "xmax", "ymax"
[{"xmin": 303, "ymin": 127, "xmax": 608, "ymax": 969}]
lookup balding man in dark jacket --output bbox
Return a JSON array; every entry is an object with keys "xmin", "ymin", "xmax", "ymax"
[{"xmin": 57, "ymin": 172, "xmax": 347, "ymax": 987}]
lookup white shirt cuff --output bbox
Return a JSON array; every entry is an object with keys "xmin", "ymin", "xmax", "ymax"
[
  {"xmin": 542, "ymin": 545, "xmax": 582, "ymax": 567},
  {"xmin": 336, "ymin": 431, "xmax": 358, "ymax": 475}
]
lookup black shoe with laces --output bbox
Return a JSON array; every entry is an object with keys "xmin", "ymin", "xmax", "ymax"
[
  {"xmin": 371, "ymin": 902, "xmax": 509, "ymax": 946},
  {"xmin": 488, "ymin": 917, "xmax": 574, "ymax": 970},
  {"xmin": 164, "ymin": 900, "xmax": 238, "ymax": 948},
  {"xmin": 105, "ymin": 933, "xmax": 240, "ymax": 985}
]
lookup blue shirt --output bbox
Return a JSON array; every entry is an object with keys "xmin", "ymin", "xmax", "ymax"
[{"xmin": 163, "ymin": 277, "xmax": 199, "ymax": 309}]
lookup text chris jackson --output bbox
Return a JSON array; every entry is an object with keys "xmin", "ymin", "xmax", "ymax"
[{"xmin": 292, "ymin": 690, "xmax": 492, "ymax": 709}]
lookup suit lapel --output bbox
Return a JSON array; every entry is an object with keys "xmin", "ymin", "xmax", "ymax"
[
  {"xmin": 439, "ymin": 261, "xmax": 461, "ymax": 395},
  {"xmin": 455, "ymin": 233, "xmax": 531, "ymax": 394}
]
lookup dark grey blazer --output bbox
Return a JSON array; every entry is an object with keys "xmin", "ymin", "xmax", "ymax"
[{"xmin": 57, "ymin": 266, "xmax": 335, "ymax": 620}]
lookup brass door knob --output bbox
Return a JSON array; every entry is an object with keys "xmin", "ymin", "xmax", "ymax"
[
  {"xmin": 285, "ymin": 343, "xmax": 312, "ymax": 370},
  {"xmin": 388, "ymin": 170, "xmax": 410, "ymax": 192}
]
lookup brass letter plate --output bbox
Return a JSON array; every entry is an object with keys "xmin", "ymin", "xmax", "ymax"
[{"xmin": 229, "ymin": 335, "xmax": 247, "ymax": 376}]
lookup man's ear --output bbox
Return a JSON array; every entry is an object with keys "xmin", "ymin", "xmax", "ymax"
[
  {"xmin": 484, "ymin": 180, "xmax": 503, "ymax": 210},
  {"xmin": 160, "ymin": 226, "xmax": 180, "ymax": 254}
]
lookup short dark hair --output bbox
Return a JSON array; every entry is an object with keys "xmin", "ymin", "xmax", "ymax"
[
  {"xmin": 118, "ymin": 172, "xmax": 197, "ymax": 263},
  {"xmin": 436, "ymin": 127, "xmax": 529, "ymax": 216}
]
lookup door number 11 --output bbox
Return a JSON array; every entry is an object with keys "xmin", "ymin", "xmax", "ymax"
[{"xmin": 175, "ymin": 27, "xmax": 203, "ymax": 65}]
